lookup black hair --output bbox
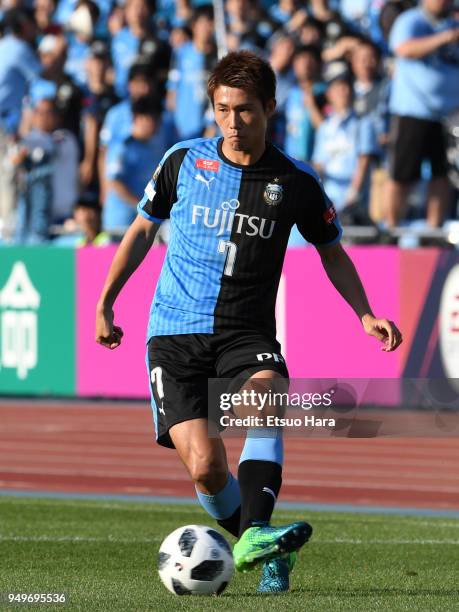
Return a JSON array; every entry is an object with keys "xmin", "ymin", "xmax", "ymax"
[
  {"xmin": 131, "ymin": 95, "xmax": 162, "ymax": 117},
  {"xmin": 3, "ymin": 8, "xmax": 35, "ymax": 35},
  {"xmin": 190, "ymin": 4, "xmax": 214, "ymax": 24},
  {"xmin": 74, "ymin": 194, "xmax": 101, "ymax": 211},
  {"xmin": 208, "ymin": 50, "xmax": 276, "ymax": 109},
  {"xmin": 128, "ymin": 60, "xmax": 154, "ymax": 82},
  {"xmin": 293, "ymin": 44, "xmax": 322, "ymax": 65}
]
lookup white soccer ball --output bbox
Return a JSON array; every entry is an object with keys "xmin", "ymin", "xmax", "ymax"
[{"xmin": 158, "ymin": 525, "xmax": 234, "ymax": 596}]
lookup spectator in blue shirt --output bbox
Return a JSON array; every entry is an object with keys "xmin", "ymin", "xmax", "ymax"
[
  {"xmin": 313, "ymin": 70, "xmax": 379, "ymax": 212},
  {"xmin": 64, "ymin": 0, "xmax": 100, "ymax": 89},
  {"xmin": 12, "ymin": 98, "xmax": 59, "ymax": 244},
  {"xmin": 80, "ymin": 39, "xmax": 118, "ymax": 197},
  {"xmin": 32, "ymin": 33, "xmax": 84, "ymax": 139},
  {"xmin": 339, "ymin": 0, "xmax": 386, "ymax": 48},
  {"xmin": 284, "ymin": 45, "xmax": 326, "ymax": 162},
  {"xmin": 267, "ymin": 34, "xmax": 296, "ymax": 147},
  {"xmin": 103, "ymin": 96, "xmax": 169, "ymax": 232},
  {"xmin": 111, "ymin": 0, "xmax": 170, "ymax": 98},
  {"xmin": 99, "ymin": 62, "xmax": 156, "ymax": 150},
  {"xmin": 0, "ymin": 8, "xmax": 41, "ymax": 135},
  {"xmin": 350, "ymin": 38, "xmax": 390, "ymax": 145},
  {"xmin": 54, "ymin": 0, "xmax": 112, "ymax": 37},
  {"xmin": 98, "ymin": 61, "xmax": 159, "ymax": 201},
  {"xmin": 0, "ymin": 8, "xmax": 41, "ymax": 237},
  {"xmin": 268, "ymin": 34, "xmax": 295, "ymax": 113},
  {"xmin": 386, "ymin": 0, "xmax": 459, "ymax": 227},
  {"xmin": 166, "ymin": 5, "xmax": 216, "ymax": 140},
  {"xmin": 225, "ymin": 0, "xmax": 276, "ymax": 52}
]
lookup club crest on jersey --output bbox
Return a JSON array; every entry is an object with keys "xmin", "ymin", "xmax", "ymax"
[
  {"xmin": 263, "ymin": 179, "xmax": 283, "ymax": 206},
  {"xmin": 323, "ymin": 204, "xmax": 337, "ymax": 224}
]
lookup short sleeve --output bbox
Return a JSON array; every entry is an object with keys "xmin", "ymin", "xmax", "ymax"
[
  {"xmin": 137, "ymin": 146, "xmax": 188, "ymax": 223},
  {"xmin": 390, "ymin": 11, "xmax": 424, "ymax": 52},
  {"xmin": 295, "ymin": 166, "xmax": 342, "ymax": 246}
]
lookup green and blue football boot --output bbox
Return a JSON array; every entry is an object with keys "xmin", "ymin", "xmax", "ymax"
[
  {"xmin": 257, "ymin": 551, "xmax": 297, "ymax": 593},
  {"xmin": 233, "ymin": 521, "xmax": 312, "ymax": 573}
]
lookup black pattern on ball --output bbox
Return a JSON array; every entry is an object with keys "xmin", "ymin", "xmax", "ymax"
[
  {"xmin": 206, "ymin": 529, "xmax": 232, "ymax": 554},
  {"xmin": 216, "ymin": 581, "xmax": 229, "ymax": 595},
  {"xmin": 171, "ymin": 578, "xmax": 192, "ymax": 595},
  {"xmin": 178, "ymin": 528, "xmax": 197, "ymax": 557},
  {"xmin": 158, "ymin": 552, "xmax": 171, "ymax": 570},
  {"xmin": 191, "ymin": 560, "xmax": 224, "ymax": 581}
]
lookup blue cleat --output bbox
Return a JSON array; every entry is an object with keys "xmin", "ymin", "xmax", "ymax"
[{"xmin": 257, "ymin": 551, "xmax": 297, "ymax": 593}]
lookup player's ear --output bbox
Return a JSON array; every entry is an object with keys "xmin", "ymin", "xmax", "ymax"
[{"xmin": 265, "ymin": 98, "xmax": 276, "ymax": 118}]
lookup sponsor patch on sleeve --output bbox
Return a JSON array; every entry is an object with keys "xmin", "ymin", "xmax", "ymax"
[
  {"xmin": 145, "ymin": 180, "xmax": 156, "ymax": 201},
  {"xmin": 323, "ymin": 204, "xmax": 337, "ymax": 224},
  {"xmin": 196, "ymin": 158, "xmax": 219, "ymax": 172}
]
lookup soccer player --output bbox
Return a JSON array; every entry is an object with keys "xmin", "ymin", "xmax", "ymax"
[{"xmin": 95, "ymin": 51, "xmax": 402, "ymax": 593}]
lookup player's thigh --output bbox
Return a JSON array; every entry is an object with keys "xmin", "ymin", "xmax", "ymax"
[
  {"xmin": 216, "ymin": 331, "xmax": 289, "ymax": 420},
  {"xmin": 239, "ymin": 369, "xmax": 288, "ymax": 420},
  {"xmin": 147, "ymin": 335, "xmax": 215, "ymax": 449}
]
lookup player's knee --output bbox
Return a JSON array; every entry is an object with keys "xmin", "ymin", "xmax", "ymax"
[{"xmin": 189, "ymin": 456, "xmax": 227, "ymax": 493}]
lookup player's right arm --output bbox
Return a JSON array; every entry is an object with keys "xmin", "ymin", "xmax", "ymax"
[{"xmin": 95, "ymin": 215, "xmax": 160, "ymax": 349}]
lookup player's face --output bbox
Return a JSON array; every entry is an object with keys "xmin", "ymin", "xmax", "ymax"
[{"xmin": 213, "ymin": 86, "xmax": 275, "ymax": 154}]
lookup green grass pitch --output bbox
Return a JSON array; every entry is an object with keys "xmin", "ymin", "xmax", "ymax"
[{"xmin": 0, "ymin": 496, "xmax": 458, "ymax": 611}]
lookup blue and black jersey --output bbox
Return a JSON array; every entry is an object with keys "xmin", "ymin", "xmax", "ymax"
[{"xmin": 138, "ymin": 137, "xmax": 342, "ymax": 339}]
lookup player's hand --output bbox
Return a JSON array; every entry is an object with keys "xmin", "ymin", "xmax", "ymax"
[
  {"xmin": 95, "ymin": 306, "xmax": 124, "ymax": 350},
  {"xmin": 362, "ymin": 314, "xmax": 402, "ymax": 352}
]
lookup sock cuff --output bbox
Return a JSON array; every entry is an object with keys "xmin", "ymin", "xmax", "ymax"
[
  {"xmin": 239, "ymin": 429, "xmax": 284, "ymax": 465},
  {"xmin": 195, "ymin": 472, "xmax": 241, "ymax": 520}
]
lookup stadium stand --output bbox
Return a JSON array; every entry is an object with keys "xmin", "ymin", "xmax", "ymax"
[{"xmin": 0, "ymin": 0, "xmax": 457, "ymax": 247}]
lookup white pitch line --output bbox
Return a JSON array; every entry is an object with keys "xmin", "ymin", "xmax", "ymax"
[
  {"xmin": 2, "ymin": 499, "xmax": 459, "ymax": 527},
  {"xmin": 0, "ymin": 534, "xmax": 161, "ymax": 543}
]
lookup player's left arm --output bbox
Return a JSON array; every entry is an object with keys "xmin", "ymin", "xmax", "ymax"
[{"xmin": 315, "ymin": 241, "xmax": 403, "ymax": 352}]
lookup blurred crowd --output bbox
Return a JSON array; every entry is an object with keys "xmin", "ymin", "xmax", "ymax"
[{"xmin": 0, "ymin": 0, "xmax": 458, "ymax": 247}]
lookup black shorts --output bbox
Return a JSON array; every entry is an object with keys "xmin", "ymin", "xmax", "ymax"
[
  {"xmin": 388, "ymin": 115, "xmax": 448, "ymax": 183},
  {"xmin": 146, "ymin": 330, "xmax": 289, "ymax": 448}
]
